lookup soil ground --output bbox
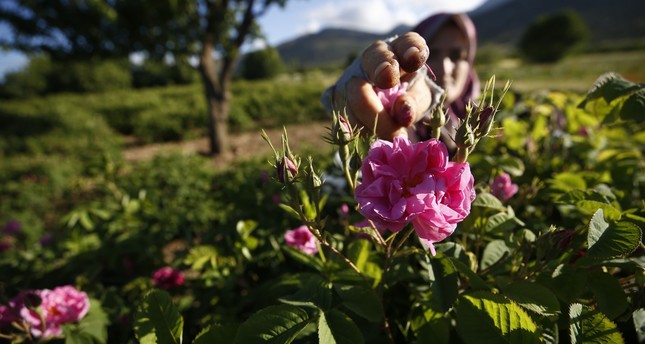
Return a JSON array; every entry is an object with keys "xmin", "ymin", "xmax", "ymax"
[{"xmin": 122, "ymin": 121, "xmax": 330, "ymax": 170}]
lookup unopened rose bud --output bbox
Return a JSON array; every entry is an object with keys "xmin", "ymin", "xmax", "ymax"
[
  {"xmin": 455, "ymin": 122, "xmax": 475, "ymax": 149},
  {"xmin": 278, "ymin": 157, "xmax": 298, "ymax": 183},
  {"xmin": 338, "ymin": 114, "xmax": 353, "ymax": 142},
  {"xmin": 475, "ymin": 106, "xmax": 495, "ymax": 138}
]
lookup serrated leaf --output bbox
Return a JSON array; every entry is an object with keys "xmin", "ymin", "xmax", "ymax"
[
  {"xmin": 501, "ymin": 281, "xmax": 560, "ymax": 317},
  {"xmin": 587, "ymin": 271, "xmax": 629, "ymax": 320},
  {"xmin": 281, "ymin": 274, "xmax": 331, "ymax": 310},
  {"xmin": 579, "ymin": 72, "xmax": 639, "ymax": 107},
  {"xmin": 76, "ymin": 299, "xmax": 108, "ymax": 343},
  {"xmin": 577, "ymin": 201, "xmax": 622, "ymax": 221},
  {"xmin": 425, "ymin": 255, "xmax": 458, "ymax": 313},
  {"xmin": 318, "ymin": 310, "xmax": 364, "ymax": 344},
  {"xmin": 334, "ymin": 284, "xmax": 382, "ymax": 322},
  {"xmin": 569, "ymin": 303, "xmax": 624, "ymax": 344},
  {"xmin": 184, "ymin": 245, "xmax": 218, "ymax": 271},
  {"xmin": 548, "ymin": 173, "xmax": 587, "ymax": 192},
  {"xmin": 456, "ymin": 291, "xmax": 541, "ymax": 344},
  {"xmin": 587, "ymin": 213, "xmax": 642, "ymax": 259},
  {"xmin": 620, "ymin": 89, "xmax": 645, "ymax": 122},
  {"xmin": 472, "ymin": 192, "xmax": 506, "ymax": 210},
  {"xmin": 134, "ymin": 290, "xmax": 183, "ymax": 344},
  {"xmin": 234, "ymin": 304, "xmax": 312, "ymax": 344},
  {"xmin": 192, "ymin": 324, "xmax": 238, "ymax": 344},
  {"xmin": 480, "ymin": 240, "xmax": 510, "ymax": 270}
]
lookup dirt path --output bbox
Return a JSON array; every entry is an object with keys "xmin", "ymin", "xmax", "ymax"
[{"xmin": 122, "ymin": 121, "xmax": 330, "ymax": 169}]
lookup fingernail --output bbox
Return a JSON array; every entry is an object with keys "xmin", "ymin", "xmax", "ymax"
[
  {"xmin": 404, "ymin": 46, "xmax": 420, "ymax": 61},
  {"xmin": 420, "ymin": 46, "xmax": 429, "ymax": 61},
  {"xmin": 374, "ymin": 61, "xmax": 390, "ymax": 79}
]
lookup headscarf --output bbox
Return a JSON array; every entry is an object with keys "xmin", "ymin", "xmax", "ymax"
[{"xmin": 413, "ymin": 13, "xmax": 480, "ymax": 121}]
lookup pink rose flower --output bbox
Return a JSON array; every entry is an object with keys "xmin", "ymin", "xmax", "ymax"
[
  {"xmin": 355, "ymin": 137, "xmax": 449, "ymax": 232},
  {"xmin": 21, "ymin": 286, "xmax": 90, "ymax": 338},
  {"xmin": 152, "ymin": 267, "xmax": 185, "ymax": 289},
  {"xmin": 284, "ymin": 225, "xmax": 318, "ymax": 255},
  {"xmin": 413, "ymin": 162, "xmax": 475, "ymax": 255},
  {"xmin": 355, "ymin": 137, "xmax": 475, "ymax": 255},
  {"xmin": 490, "ymin": 173, "xmax": 518, "ymax": 201},
  {"xmin": 374, "ymin": 82, "xmax": 408, "ymax": 114}
]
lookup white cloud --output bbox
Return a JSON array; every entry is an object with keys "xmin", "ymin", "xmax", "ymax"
[{"xmin": 301, "ymin": 0, "xmax": 486, "ymax": 34}]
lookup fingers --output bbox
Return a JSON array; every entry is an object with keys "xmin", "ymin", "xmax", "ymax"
[
  {"xmin": 361, "ymin": 32, "xmax": 429, "ymax": 89},
  {"xmin": 341, "ymin": 77, "xmax": 406, "ymax": 140},
  {"xmin": 361, "ymin": 41, "xmax": 399, "ymax": 89},
  {"xmin": 390, "ymin": 32, "xmax": 429, "ymax": 73}
]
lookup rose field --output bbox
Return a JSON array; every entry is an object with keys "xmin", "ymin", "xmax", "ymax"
[{"xmin": 1, "ymin": 63, "xmax": 644, "ymax": 343}]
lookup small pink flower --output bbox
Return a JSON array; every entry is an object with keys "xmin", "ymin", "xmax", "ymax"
[
  {"xmin": 21, "ymin": 286, "xmax": 90, "ymax": 338},
  {"xmin": 271, "ymin": 194, "xmax": 282, "ymax": 204},
  {"xmin": 490, "ymin": 173, "xmax": 518, "ymax": 202},
  {"xmin": 284, "ymin": 225, "xmax": 318, "ymax": 255},
  {"xmin": 374, "ymin": 82, "xmax": 408, "ymax": 114},
  {"xmin": 338, "ymin": 203, "xmax": 350, "ymax": 219},
  {"xmin": 152, "ymin": 267, "xmax": 185, "ymax": 289},
  {"xmin": 0, "ymin": 291, "xmax": 38, "ymax": 327},
  {"xmin": 355, "ymin": 137, "xmax": 475, "ymax": 255}
]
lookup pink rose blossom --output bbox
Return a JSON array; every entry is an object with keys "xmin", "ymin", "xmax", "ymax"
[
  {"xmin": 355, "ymin": 137, "xmax": 475, "ymax": 255},
  {"xmin": 21, "ymin": 286, "xmax": 90, "ymax": 338},
  {"xmin": 413, "ymin": 162, "xmax": 475, "ymax": 255},
  {"xmin": 490, "ymin": 173, "xmax": 518, "ymax": 201},
  {"xmin": 374, "ymin": 82, "xmax": 408, "ymax": 114},
  {"xmin": 338, "ymin": 203, "xmax": 350, "ymax": 219},
  {"xmin": 152, "ymin": 267, "xmax": 185, "ymax": 289},
  {"xmin": 284, "ymin": 225, "xmax": 318, "ymax": 255},
  {"xmin": 0, "ymin": 291, "xmax": 38, "ymax": 327}
]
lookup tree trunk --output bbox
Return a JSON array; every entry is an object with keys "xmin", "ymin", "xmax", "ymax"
[{"xmin": 199, "ymin": 37, "xmax": 229, "ymax": 156}]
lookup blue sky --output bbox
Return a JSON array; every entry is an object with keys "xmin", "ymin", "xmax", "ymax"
[{"xmin": 0, "ymin": 0, "xmax": 486, "ymax": 80}]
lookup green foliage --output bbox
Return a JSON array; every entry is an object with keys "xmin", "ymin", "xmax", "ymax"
[
  {"xmin": 239, "ymin": 47, "xmax": 286, "ymax": 80},
  {"xmin": 2, "ymin": 73, "xmax": 645, "ymax": 343},
  {"xmin": 519, "ymin": 10, "xmax": 590, "ymax": 63}
]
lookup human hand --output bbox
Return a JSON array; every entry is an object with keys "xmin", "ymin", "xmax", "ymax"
[{"xmin": 333, "ymin": 32, "xmax": 436, "ymax": 140}]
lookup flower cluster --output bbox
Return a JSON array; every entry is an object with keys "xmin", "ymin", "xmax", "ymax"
[
  {"xmin": 284, "ymin": 225, "xmax": 318, "ymax": 255},
  {"xmin": 152, "ymin": 267, "xmax": 185, "ymax": 289},
  {"xmin": 354, "ymin": 137, "xmax": 475, "ymax": 255},
  {"xmin": 0, "ymin": 285, "xmax": 90, "ymax": 338}
]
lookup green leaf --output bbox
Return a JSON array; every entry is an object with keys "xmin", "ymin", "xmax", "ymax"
[
  {"xmin": 548, "ymin": 172, "xmax": 587, "ymax": 192},
  {"xmin": 76, "ymin": 299, "xmax": 108, "ymax": 343},
  {"xmin": 425, "ymin": 255, "xmax": 459, "ymax": 313},
  {"xmin": 472, "ymin": 192, "xmax": 506, "ymax": 210},
  {"xmin": 235, "ymin": 304, "xmax": 312, "ymax": 344},
  {"xmin": 578, "ymin": 72, "xmax": 639, "ymax": 107},
  {"xmin": 283, "ymin": 246, "xmax": 324, "ymax": 271},
  {"xmin": 414, "ymin": 310, "xmax": 451, "ymax": 344},
  {"xmin": 480, "ymin": 240, "xmax": 510, "ymax": 270},
  {"xmin": 192, "ymin": 325, "xmax": 238, "ymax": 344},
  {"xmin": 620, "ymin": 89, "xmax": 645, "ymax": 121},
  {"xmin": 134, "ymin": 289, "xmax": 184, "ymax": 344},
  {"xmin": 281, "ymin": 274, "xmax": 331, "ymax": 310},
  {"xmin": 456, "ymin": 291, "xmax": 541, "ymax": 344},
  {"xmin": 577, "ymin": 201, "xmax": 622, "ymax": 221},
  {"xmin": 318, "ymin": 310, "xmax": 364, "ymax": 344},
  {"xmin": 501, "ymin": 281, "xmax": 560, "ymax": 317},
  {"xmin": 346, "ymin": 239, "xmax": 370, "ymax": 271},
  {"xmin": 334, "ymin": 284, "xmax": 382, "ymax": 322},
  {"xmin": 587, "ymin": 271, "xmax": 629, "ymax": 320},
  {"xmin": 447, "ymin": 256, "xmax": 490, "ymax": 290},
  {"xmin": 184, "ymin": 245, "xmax": 218, "ymax": 271},
  {"xmin": 569, "ymin": 303, "xmax": 624, "ymax": 344},
  {"xmin": 587, "ymin": 210, "xmax": 642, "ymax": 259},
  {"xmin": 633, "ymin": 308, "xmax": 645, "ymax": 343}
]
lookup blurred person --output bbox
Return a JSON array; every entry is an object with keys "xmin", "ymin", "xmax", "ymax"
[{"xmin": 322, "ymin": 13, "xmax": 480, "ymax": 153}]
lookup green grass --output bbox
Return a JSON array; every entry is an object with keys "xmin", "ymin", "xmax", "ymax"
[{"xmin": 478, "ymin": 49, "xmax": 645, "ymax": 93}]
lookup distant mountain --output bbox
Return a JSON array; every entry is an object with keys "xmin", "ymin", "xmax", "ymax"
[
  {"xmin": 275, "ymin": 0, "xmax": 645, "ymax": 69},
  {"xmin": 472, "ymin": 0, "xmax": 645, "ymax": 45},
  {"xmin": 276, "ymin": 25, "xmax": 410, "ymax": 70}
]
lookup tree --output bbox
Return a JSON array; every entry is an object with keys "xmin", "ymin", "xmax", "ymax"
[
  {"xmin": 0, "ymin": 0, "xmax": 288, "ymax": 155},
  {"xmin": 239, "ymin": 46, "xmax": 285, "ymax": 80},
  {"xmin": 518, "ymin": 10, "xmax": 589, "ymax": 63}
]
